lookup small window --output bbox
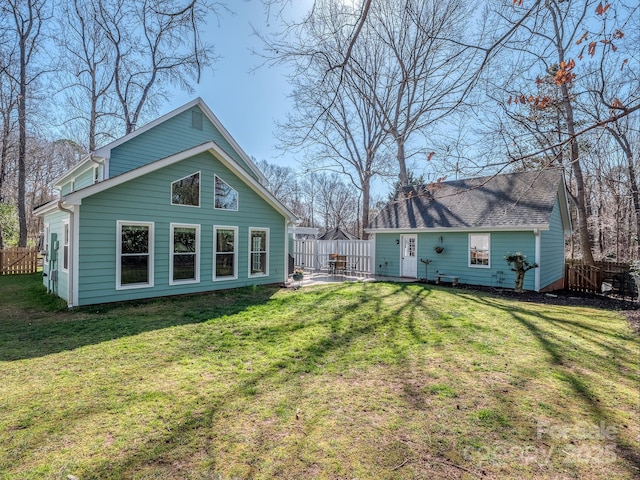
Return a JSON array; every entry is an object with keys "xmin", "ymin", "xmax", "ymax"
[
  {"xmin": 249, "ymin": 228, "xmax": 269, "ymax": 277},
  {"xmin": 215, "ymin": 175, "xmax": 238, "ymax": 211},
  {"xmin": 191, "ymin": 110, "xmax": 203, "ymax": 130},
  {"xmin": 214, "ymin": 226, "xmax": 237, "ymax": 280},
  {"xmin": 62, "ymin": 221, "xmax": 70, "ymax": 271},
  {"xmin": 170, "ymin": 224, "xmax": 200, "ymax": 284},
  {"xmin": 469, "ymin": 233, "xmax": 490, "ymax": 268},
  {"xmin": 117, "ymin": 222, "xmax": 154, "ymax": 289},
  {"xmin": 171, "ymin": 172, "xmax": 200, "ymax": 207}
]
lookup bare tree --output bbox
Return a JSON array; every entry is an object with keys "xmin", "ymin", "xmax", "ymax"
[
  {"xmin": 55, "ymin": 0, "xmax": 119, "ymax": 151},
  {"xmin": 94, "ymin": 0, "xmax": 219, "ymax": 135},
  {"xmin": 0, "ymin": 0, "xmax": 48, "ymax": 247}
]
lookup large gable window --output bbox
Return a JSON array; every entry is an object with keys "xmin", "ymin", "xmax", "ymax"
[
  {"xmin": 249, "ymin": 228, "xmax": 268, "ymax": 277},
  {"xmin": 117, "ymin": 221, "xmax": 154, "ymax": 289},
  {"xmin": 215, "ymin": 175, "xmax": 238, "ymax": 210},
  {"xmin": 214, "ymin": 226, "xmax": 237, "ymax": 280},
  {"xmin": 469, "ymin": 233, "xmax": 490, "ymax": 268},
  {"xmin": 170, "ymin": 224, "xmax": 200, "ymax": 284},
  {"xmin": 171, "ymin": 172, "xmax": 200, "ymax": 207}
]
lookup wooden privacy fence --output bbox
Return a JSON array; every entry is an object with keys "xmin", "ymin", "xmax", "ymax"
[
  {"xmin": 565, "ymin": 260, "xmax": 632, "ymax": 294},
  {"xmin": 0, "ymin": 247, "xmax": 39, "ymax": 275},
  {"xmin": 293, "ymin": 239, "xmax": 375, "ymax": 274}
]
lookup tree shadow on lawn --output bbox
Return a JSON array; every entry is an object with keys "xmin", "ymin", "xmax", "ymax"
[
  {"xmin": 78, "ymin": 282, "xmax": 437, "ymax": 478},
  {"xmin": 0, "ymin": 284, "xmax": 282, "ymax": 361},
  {"xmin": 450, "ymin": 290, "xmax": 640, "ymax": 474}
]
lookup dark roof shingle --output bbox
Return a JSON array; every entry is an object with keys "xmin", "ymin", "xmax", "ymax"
[{"xmin": 369, "ymin": 168, "xmax": 564, "ymax": 230}]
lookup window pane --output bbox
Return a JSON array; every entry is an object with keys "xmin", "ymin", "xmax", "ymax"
[
  {"xmin": 216, "ymin": 229, "xmax": 235, "ymax": 253},
  {"xmin": 251, "ymin": 252, "xmax": 267, "ymax": 274},
  {"xmin": 215, "ymin": 176, "xmax": 238, "ymax": 210},
  {"xmin": 216, "ymin": 253, "xmax": 235, "ymax": 277},
  {"xmin": 121, "ymin": 255, "xmax": 149, "ymax": 284},
  {"xmin": 470, "ymin": 235, "xmax": 490, "ymax": 266},
  {"xmin": 173, "ymin": 254, "xmax": 196, "ymax": 280},
  {"xmin": 121, "ymin": 225, "xmax": 149, "ymax": 254},
  {"xmin": 174, "ymin": 227, "xmax": 196, "ymax": 253},
  {"xmin": 250, "ymin": 230, "xmax": 267, "ymax": 274},
  {"xmin": 172, "ymin": 173, "xmax": 200, "ymax": 206}
]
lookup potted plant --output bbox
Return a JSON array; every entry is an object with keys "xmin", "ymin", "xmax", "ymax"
[
  {"xmin": 434, "ymin": 236, "xmax": 444, "ymax": 254},
  {"xmin": 292, "ymin": 268, "xmax": 304, "ymax": 281}
]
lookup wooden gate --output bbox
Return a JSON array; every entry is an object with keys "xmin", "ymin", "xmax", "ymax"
[
  {"xmin": 565, "ymin": 263, "xmax": 602, "ymax": 293},
  {"xmin": 0, "ymin": 247, "xmax": 39, "ymax": 275}
]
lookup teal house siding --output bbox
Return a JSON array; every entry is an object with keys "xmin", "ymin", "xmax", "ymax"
[
  {"xmin": 367, "ymin": 169, "xmax": 570, "ymax": 292},
  {"xmin": 76, "ymin": 153, "xmax": 286, "ymax": 306},
  {"xmin": 35, "ymin": 98, "xmax": 296, "ymax": 307},
  {"xmin": 420, "ymin": 231, "xmax": 535, "ymax": 289},
  {"xmin": 376, "ymin": 231, "xmax": 536, "ymax": 289},
  {"xmin": 539, "ymin": 198, "xmax": 566, "ymax": 290},
  {"xmin": 108, "ymin": 107, "xmax": 258, "ymax": 181},
  {"xmin": 374, "ymin": 233, "xmax": 400, "ymax": 277}
]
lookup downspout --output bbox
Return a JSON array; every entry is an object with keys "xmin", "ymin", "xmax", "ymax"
[
  {"xmin": 89, "ymin": 153, "xmax": 105, "ymax": 181},
  {"xmin": 57, "ymin": 199, "xmax": 75, "ymax": 307},
  {"xmin": 534, "ymin": 228, "xmax": 541, "ymax": 292}
]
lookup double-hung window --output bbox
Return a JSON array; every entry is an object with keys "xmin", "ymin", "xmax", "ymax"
[
  {"xmin": 469, "ymin": 233, "xmax": 491, "ymax": 268},
  {"xmin": 170, "ymin": 224, "xmax": 200, "ymax": 284},
  {"xmin": 117, "ymin": 221, "xmax": 154, "ymax": 289},
  {"xmin": 213, "ymin": 226, "xmax": 237, "ymax": 280},
  {"xmin": 249, "ymin": 228, "xmax": 268, "ymax": 277}
]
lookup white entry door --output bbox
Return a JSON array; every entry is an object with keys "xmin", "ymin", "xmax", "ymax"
[{"xmin": 400, "ymin": 234, "xmax": 418, "ymax": 278}]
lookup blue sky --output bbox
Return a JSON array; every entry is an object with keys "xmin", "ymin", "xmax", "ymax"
[{"xmin": 169, "ymin": 1, "xmax": 310, "ymax": 170}]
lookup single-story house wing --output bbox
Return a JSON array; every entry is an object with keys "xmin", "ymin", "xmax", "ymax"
[{"xmin": 366, "ymin": 168, "xmax": 571, "ymax": 292}]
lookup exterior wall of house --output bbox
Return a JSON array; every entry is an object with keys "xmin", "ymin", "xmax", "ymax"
[
  {"xmin": 539, "ymin": 197, "xmax": 566, "ymax": 290},
  {"xmin": 58, "ymin": 163, "xmax": 100, "ymax": 195},
  {"xmin": 41, "ymin": 210, "xmax": 71, "ymax": 302},
  {"xmin": 108, "ymin": 106, "xmax": 258, "ymax": 182},
  {"xmin": 374, "ymin": 230, "xmax": 538, "ymax": 290},
  {"xmin": 74, "ymin": 151, "xmax": 286, "ymax": 306}
]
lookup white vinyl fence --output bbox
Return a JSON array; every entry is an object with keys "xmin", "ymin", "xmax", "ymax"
[{"xmin": 293, "ymin": 239, "xmax": 375, "ymax": 274}]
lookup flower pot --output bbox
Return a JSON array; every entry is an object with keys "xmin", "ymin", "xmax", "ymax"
[{"xmin": 434, "ymin": 246, "xmax": 444, "ymax": 254}]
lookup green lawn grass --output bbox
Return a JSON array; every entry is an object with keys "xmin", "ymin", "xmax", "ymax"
[{"xmin": 1, "ymin": 274, "xmax": 638, "ymax": 479}]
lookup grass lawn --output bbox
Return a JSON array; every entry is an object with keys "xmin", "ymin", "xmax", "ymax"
[{"xmin": 1, "ymin": 274, "xmax": 638, "ymax": 479}]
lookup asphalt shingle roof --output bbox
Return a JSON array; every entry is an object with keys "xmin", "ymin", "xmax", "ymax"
[{"xmin": 368, "ymin": 168, "xmax": 565, "ymax": 230}]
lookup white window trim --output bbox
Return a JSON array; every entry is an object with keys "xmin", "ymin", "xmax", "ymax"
[
  {"xmin": 213, "ymin": 225, "xmax": 238, "ymax": 281},
  {"xmin": 468, "ymin": 233, "xmax": 491, "ymax": 269},
  {"xmin": 248, "ymin": 227, "xmax": 269, "ymax": 278},
  {"xmin": 116, "ymin": 221, "xmax": 155, "ymax": 290},
  {"xmin": 170, "ymin": 171, "xmax": 201, "ymax": 208},
  {"xmin": 170, "ymin": 223, "xmax": 201, "ymax": 285},
  {"xmin": 61, "ymin": 219, "xmax": 70, "ymax": 272},
  {"xmin": 93, "ymin": 165, "xmax": 100, "ymax": 184},
  {"xmin": 214, "ymin": 174, "xmax": 239, "ymax": 211}
]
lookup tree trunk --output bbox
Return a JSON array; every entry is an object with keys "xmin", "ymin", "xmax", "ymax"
[
  {"xmin": 396, "ymin": 138, "xmax": 408, "ymax": 186},
  {"xmin": 17, "ymin": 36, "xmax": 27, "ymax": 248},
  {"xmin": 361, "ymin": 175, "xmax": 370, "ymax": 240}
]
